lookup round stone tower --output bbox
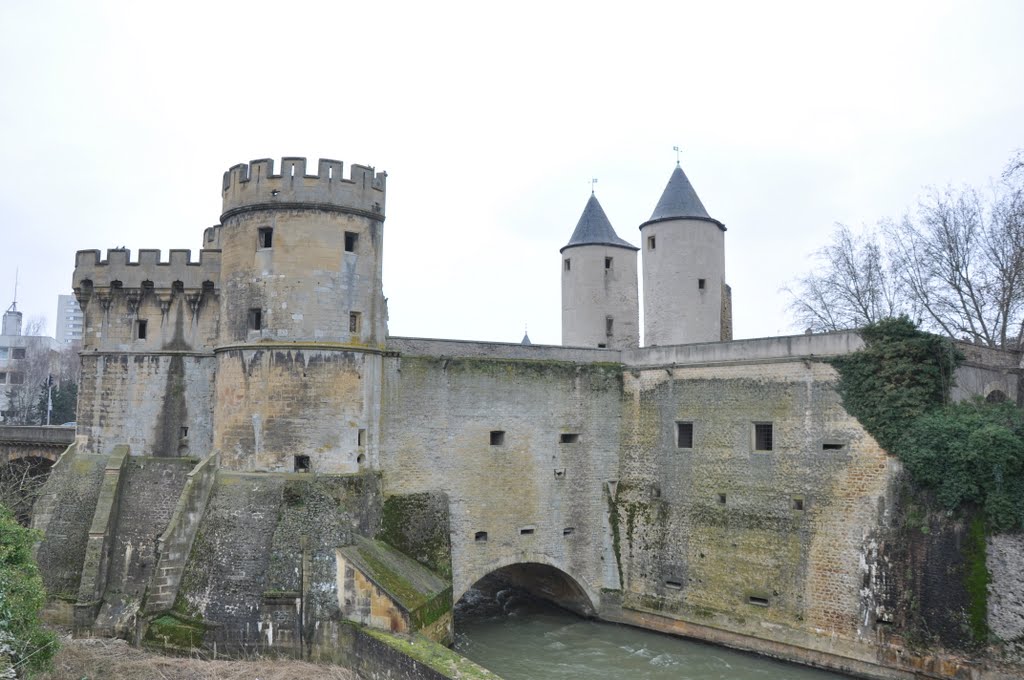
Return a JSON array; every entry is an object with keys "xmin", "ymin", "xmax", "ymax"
[
  {"xmin": 213, "ymin": 157, "xmax": 387, "ymax": 473},
  {"xmin": 640, "ymin": 163, "xmax": 730, "ymax": 346},
  {"xmin": 561, "ymin": 193, "xmax": 639, "ymax": 349}
]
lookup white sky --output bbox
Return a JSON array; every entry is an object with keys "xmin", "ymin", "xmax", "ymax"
[{"xmin": 1, "ymin": 1, "xmax": 1022, "ymax": 345}]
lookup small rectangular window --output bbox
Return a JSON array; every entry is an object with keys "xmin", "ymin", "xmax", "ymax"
[
  {"xmin": 258, "ymin": 227, "xmax": 273, "ymax": 249},
  {"xmin": 344, "ymin": 231, "xmax": 358, "ymax": 252},
  {"xmin": 9, "ymin": 373, "xmax": 23, "ymax": 385},
  {"xmin": 597, "ymin": 343, "xmax": 607, "ymax": 348},
  {"xmin": 563, "ymin": 527, "xmax": 575, "ymax": 536},
  {"xmin": 604, "ymin": 257, "xmax": 613, "ymax": 269},
  {"xmin": 180, "ymin": 426, "xmax": 189, "ymax": 438},
  {"xmin": 665, "ymin": 580, "xmax": 683, "ymax": 590},
  {"xmin": 349, "ymin": 312, "xmax": 361, "ymax": 333},
  {"xmin": 698, "ymin": 278, "xmax": 706, "ymax": 290},
  {"xmin": 648, "ymin": 235, "xmax": 656, "ymax": 250},
  {"xmin": 490, "ymin": 430, "xmax": 505, "ymax": 446},
  {"xmin": 358, "ymin": 428, "xmax": 366, "ymax": 447},
  {"xmin": 475, "ymin": 531, "xmax": 488, "ymax": 542},
  {"xmin": 717, "ymin": 493, "xmax": 727, "ymax": 505},
  {"xmin": 136, "ymin": 319, "xmax": 147, "ymax": 340},
  {"xmin": 822, "ymin": 442, "xmax": 844, "ymax": 450},
  {"xmin": 0, "ymin": 372, "xmax": 6, "ymax": 383},
  {"xmin": 677, "ymin": 422, "xmax": 694, "ymax": 449},
  {"xmin": 606, "ymin": 316, "xmax": 614, "ymax": 336},
  {"xmin": 248, "ymin": 308, "xmax": 262, "ymax": 331},
  {"xmin": 519, "ymin": 527, "xmax": 535, "ymax": 536},
  {"xmin": 12, "ymin": 348, "xmax": 26, "ymax": 360},
  {"xmin": 559, "ymin": 433, "xmax": 579, "ymax": 444},
  {"xmin": 564, "ymin": 259, "xmax": 571, "ymax": 272},
  {"xmin": 748, "ymin": 595, "xmax": 770, "ymax": 607},
  {"xmin": 792, "ymin": 498, "xmax": 804, "ymax": 511},
  {"xmin": 754, "ymin": 423, "xmax": 773, "ymax": 451},
  {"xmin": 294, "ymin": 455, "xmax": 310, "ymax": 472}
]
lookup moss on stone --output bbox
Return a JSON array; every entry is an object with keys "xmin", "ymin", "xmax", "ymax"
[
  {"xmin": 361, "ymin": 627, "xmax": 498, "ymax": 679},
  {"xmin": 379, "ymin": 493, "xmax": 451, "ymax": 579},
  {"xmin": 964, "ymin": 514, "xmax": 990, "ymax": 644},
  {"xmin": 356, "ymin": 546, "xmax": 429, "ymax": 611},
  {"xmin": 144, "ymin": 613, "xmax": 206, "ymax": 650}
]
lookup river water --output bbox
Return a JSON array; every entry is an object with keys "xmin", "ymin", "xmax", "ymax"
[{"xmin": 454, "ymin": 584, "xmax": 849, "ymax": 680}]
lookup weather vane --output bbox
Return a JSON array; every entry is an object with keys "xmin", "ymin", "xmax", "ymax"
[
  {"xmin": 673, "ymin": 145, "xmax": 681, "ymax": 165},
  {"xmin": 589, "ymin": 177, "xmax": 598, "ymax": 194}
]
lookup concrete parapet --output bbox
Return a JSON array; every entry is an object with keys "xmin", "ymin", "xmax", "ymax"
[
  {"xmin": 221, "ymin": 157, "xmax": 386, "ymax": 219},
  {"xmin": 622, "ymin": 330, "xmax": 865, "ymax": 367},
  {"xmin": 388, "ymin": 336, "xmax": 620, "ymax": 363}
]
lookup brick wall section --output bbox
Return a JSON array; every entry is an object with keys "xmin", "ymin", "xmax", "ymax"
[
  {"xmin": 33, "ymin": 448, "xmax": 109, "ymax": 599},
  {"xmin": 145, "ymin": 454, "xmax": 219, "ymax": 613},
  {"xmin": 92, "ymin": 456, "xmax": 195, "ymax": 635}
]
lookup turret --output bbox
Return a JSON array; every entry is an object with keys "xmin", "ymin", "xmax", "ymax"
[
  {"xmin": 561, "ymin": 194, "xmax": 639, "ymax": 349},
  {"xmin": 640, "ymin": 164, "xmax": 731, "ymax": 346}
]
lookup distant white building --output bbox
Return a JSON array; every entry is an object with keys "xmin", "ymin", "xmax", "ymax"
[
  {"xmin": 55, "ymin": 294, "xmax": 83, "ymax": 345},
  {"xmin": 1, "ymin": 304, "xmax": 59, "ymax": 423}
]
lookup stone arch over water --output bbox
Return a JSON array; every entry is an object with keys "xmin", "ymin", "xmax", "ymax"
[{"xmin": 456, "ymin": 554, "xmax": 598, "ymax": 618}]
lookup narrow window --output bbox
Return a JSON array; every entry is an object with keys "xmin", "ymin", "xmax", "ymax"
[
  {"xmin": 754, "ymin": 423, "xmax": 774, "ymax": 451},
  {"xmin": 748, "ymin": 595, "xmax": 770, "ymax": 607},
  {"xmin": 665, "ymin": 580, "xmax": 683, "ymax": 590},
  {"xmin": 180, "ymin": 426, "xmax": 189, "ymax": 438},
  {"xmin": 822, "ymin": 442, "xmax": 844, "ymax": 450},
  {"xmin": 604, "ymin": 257, "xmax": 613, "ymax": 269},
  {"xmin": 606, "ymin": 316, "xmax": 614, "ymax": 336},
  {"xmin": 490, "ymin": 430, "xmax": 505, "ymax": 446},
  {"xmin": 563, "ymin": 527, "xmax": 575, "ymax": 536},
  {"xmin": 358, "ymin": 428, "xmax": 366, "ymax": 446},
  {"xmin": 677, "ymin": 422, "xmax": 694, "ymax": 449},
  {"xmin": 597, "ymin": 343, "xmax": 607, "ymax": 349},
  {"xmin": 717, "ymin": 493, "xmax": 727, "ymax": 505},
  {"xmin": 258, "ymin": 227, "xmax": 273, "ymax": 249},
  {"xmin": 136, "ymin": 319, "xmax": 147, "ymax": 340},
  {"xmin": 475, "ymin": 531, "xmax": 488, "ymax": 543},
  {"xmin": 559, "ymin": 433, "xmax": 579, "ymax": 444},
  {"xmin": 294, "ymin": 455, "xmax": 310, "ymax": 473},
  {"xmin": 344, "ymin": 231, "xmax": 358, "ymax": 252},
  {"xmin": 519, "ymin": 527, "xmax": 535, "ymax": 536},
  {"xmin": 698, "ymin": 278, "xmax": 706, "ymax": 290},
  {"xmin": 349, "ymin": 312, "xmax": 361, "ymax": 333},
  {"xmin": 648, "ymin": 235, "xmax": 656, "ymax": 250},
  {"xmin": 0, "ymin": 372, "xmax": 6, "ymax": 383},
  {"xmin": 564, "ymin": 259, "xmax": 571, "ymax": 272},
  {"xmin": 792, "ymin": 498, "xmax": 804, "ymax": 511},
  {"xmin": 248, "ymin": 308, "xmax": 262, "ymax": 331}
]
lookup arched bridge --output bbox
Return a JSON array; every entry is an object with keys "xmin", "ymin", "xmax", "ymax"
[{"xmin": 0, "ymin": 425, "xmax": 76, "ymax": 464}]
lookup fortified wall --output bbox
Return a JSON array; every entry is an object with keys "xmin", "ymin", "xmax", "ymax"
[{"xmin": 28, "ymin": 156, "xmax": 1024, "ymax": 680}]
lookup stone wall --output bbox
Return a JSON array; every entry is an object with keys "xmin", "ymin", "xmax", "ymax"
[{"xmin": 988, "ymin": 533, "xmax": 1024, "ymax": 657}]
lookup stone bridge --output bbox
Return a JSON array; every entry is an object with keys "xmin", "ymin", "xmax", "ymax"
[{"xmin": 0, "ymin": 425, "xmax": 76, "ymax": 464}]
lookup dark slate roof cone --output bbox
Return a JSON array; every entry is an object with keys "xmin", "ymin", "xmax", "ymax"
[
  {"xmin": 521, "ymin": 331, "xmax": 532, "ymax": 345},
  {"xmin": 643, "ymin": 164, "xmax": 725, "ymax": 230},
  {"xmin": 562, "ymin": 194, "xmax": 639, "ymax": 252}
]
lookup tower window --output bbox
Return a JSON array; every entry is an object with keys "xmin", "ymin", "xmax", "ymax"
[
  {"xmin": 648, "ymin": 235, "xmax": 656, "ymax": 250},
  {"xmin": 258, "ymin": 227, "xmax": 273, "ymax": 249},
  {"xmin": 564, "ymin": 259, "xmax": 571, "ymax": 272},
  {"xmin": 490, "ymin": 430, "xmax": 505, "ymax": 446},
  {"xmin": 294, "ymin": 455, "xmax": 310, "ymax": 473},
  {"xmin": 475, "ymin": 531, "xmax": 488, "ymax": 543},
  {"xmin": 698, "ymin": 278, "xmax": 706, "ymax": 290},
  {"xmin": 136, "ymin": 320, "xmax": 147, "ymax": 340},
  {"xmin": 792, "ymin": 498, "xmax": 804, "ymax": 511},
  {"xmin": 605, "ymin": 257, "xmax": 613, "ymax": 269},
  {"xmin": 358, "ymin": 428, "xmax": 366, "ymax": 446},
  {"xmin": 559, "ymin": 433, "xmax": 579, "ymax": 444},
  {"xmin": 717, "ymin": 493, "xmax": 727, "ymax": 505},
  {"xmin": 677, "ymin": 422, "xmax": 694, "ymax": 449},
  {"xmin": 349, "ymin": 312, "xmax": 361, "ymax": 333},
  {"xmin": 606, "ymin": 317, "xmax": 614, "ymax": 336},
  {"xmin": 754, "ymin": 422, "xmax": 774, "ymax": 451},
  {"xmin": 344, "ymin": 231, "xmax": 358, "ymax": 252},
  {"xmin": 248, "ymin": 308, "xmax": 262, "ymax": 331}
]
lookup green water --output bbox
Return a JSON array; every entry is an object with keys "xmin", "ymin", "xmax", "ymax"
[{"xmin": 454, "ymin": 587, "xmax": 850, "ymax": 680}]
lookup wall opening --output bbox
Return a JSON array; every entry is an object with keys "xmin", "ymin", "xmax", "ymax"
[
  {"xmin": 519, "ymin": 527, "xmax": 535, "ymax": 536},
  {"xmin": 136, "ymin": 319, "xmax": 147, "ymax": 340},
  {"xmin": 698, "ymin": 278, "xmax": 706, "ymax": 290},
  {"xmin": 564, "ymin": 258, "xmax": 571, "ymax": 272},
  {"xmin": 792, "ymin": 498, "xmax": 804, "ymax": 511},
  {"xmin": 563, "ymin": 527, "xmax": 575, "ymax": 536},
  {"xmin": 748, "ymin": 595, "xmax": 770, "ymax": 607},
  {"xmin": 490, "ymin": 430, "xmax": 505, "ymax": 446},
  {"xmin": 349, "ymin": 312, "xmax": 361, "ymax": 333},
  {"xmin": 648, "ymin": 235, "xmax": 656, "ymax": 250},
  {"xmin": 344, "ymin": 231, "xmax": 358, "ymax": 252},
  {"xmin": 605, "ymin": 316, "xmax": 614, "ymax": 336},
  {"xmin": 822, "ymin": 442, "xmax": 844, "ymax": 450},
  {"xmin": 248, "ymin": 308, "xmax": 262, "ymax": 331},
  {"xmin": 676, "ymin": 421, "xmax": 694, "ymax": 449},
  {"xmin": 475, "ymin": 531, "xmax": 488, "ymax": 543},
  {"xmin": 294, "ymin": 455, "xmax": 310, "ymax": 473},
  {"xmin": 604, "ymin": 257, "xmax": 613, "ymax": 270},
  {"xmin": 258, "ymin": 227, "xmax": 273, "ymax": 249},
  {"xmin": 358, "ymin": 428, "xmax": 366, "ymax": 446},
  {"xmin": 665, "ymin": 580, "xmax": 683, "ymax": 590},
  {"xmin": 457, "ymin": 562, "xmax": 597, "ymax": 620},
  {"xmin": 559, "ymin": 433, "xmax": 579, "ymax": 443},
  {"xmin": 180, "ymin": 426, "xmax": 188, "ymax": 438},
  {"xmin": 754, "ymin": 422, "xmax": 773, "ymax": 451},
  {"xmin": 356, "ymin": 453, "xmax": 365, "ymax": 465},
  {"xmin": 717, "ymin": 493, "xmax": 727, "ymax": 505}
]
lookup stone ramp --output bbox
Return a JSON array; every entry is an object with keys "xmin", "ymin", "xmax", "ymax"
[{"xmin": 93, "ymin": 456, "xmax": 195, "ymax": 637}]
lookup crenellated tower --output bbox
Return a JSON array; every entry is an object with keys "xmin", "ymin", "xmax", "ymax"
[
  {"xmin": 212, "ymin": 157, "xmax": 388, "ymax": 473},
  {"xmin": 640, "ymin": 163, "xmax": 731, "ymax": 346},
  {"xmin": 561, "ymin": 193, "xmax": 639, "ymax": 349}
]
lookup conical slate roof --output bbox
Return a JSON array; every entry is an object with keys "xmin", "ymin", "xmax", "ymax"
[
  {"xmin": 521, "ymin": 332, "xmax": 532, "ymax": 345},
  {"xmin": 561, "ymin": 194, "xmax": 639, "ymax": 252},
  {"xmin": 642, "ymin": 164, "xmax": 725, "ymax": 231}
]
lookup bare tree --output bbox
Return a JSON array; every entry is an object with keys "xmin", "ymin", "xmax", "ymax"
[
  {"xmin": 788, "ymin": 153, "xmax": 1024, "ymax": 348},
  {"xmin": 786, "ymin": 223, "xmax": 907, "ymax": 332}
]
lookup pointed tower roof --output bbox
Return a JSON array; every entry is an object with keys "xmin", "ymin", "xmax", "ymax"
[
  {"xmin": 561, "ymin": 194, "xmax": 638, "ymax": 253},
  {"xmin": 641, "ymin": 164, "xmax": 725, "ymax": 231},
  {"xmin": 521, "ymin": 331, "xmax": 532, "ymax": 345}
]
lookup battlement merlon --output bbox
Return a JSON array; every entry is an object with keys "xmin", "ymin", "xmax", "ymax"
[
  {"xmin": 221, "ymin": 157, "xmax": 387, "ymax": 221},
  {"xmin": 72, "ymin": 249, "xmax": 222, "ymax": 303}
]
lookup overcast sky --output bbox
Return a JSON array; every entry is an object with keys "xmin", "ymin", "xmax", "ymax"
[{"xmin": 1, "ymin": 1, "xmax": 1021, "ymax": 345}]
